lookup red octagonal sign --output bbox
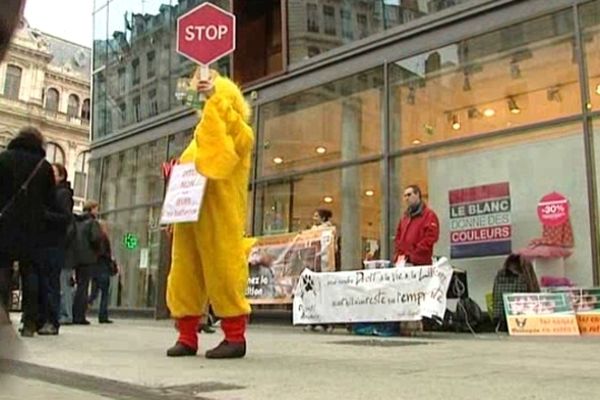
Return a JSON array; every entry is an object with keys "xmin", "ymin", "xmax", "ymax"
[{"xmin": 177, "ymin": 3, "xmax": 236, "ymax": 66}]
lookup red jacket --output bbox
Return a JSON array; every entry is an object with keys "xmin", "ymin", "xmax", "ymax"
[{"xmin": 394, "ymin": 204, "xmax": 440, "ymax": 266}]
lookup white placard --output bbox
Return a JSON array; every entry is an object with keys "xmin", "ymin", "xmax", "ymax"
[
  {"xmin": 160, "ymin": 163, "xmax": 207, "ymax": 224},
  {"xmin": 139, "ymin": 248, "xmax": 149, "ymax": 270},
  {"xmin": 293, "ymin": 258, "xmax": 453, "ymax": 325}
]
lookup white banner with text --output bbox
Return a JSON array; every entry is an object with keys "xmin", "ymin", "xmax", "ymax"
[{"xmin": 293, "ymin": 259, "xmax": 453, "ymax": 325}]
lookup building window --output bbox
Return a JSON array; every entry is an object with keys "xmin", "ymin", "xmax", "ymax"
[
  {"xmin": 307, "ymin": 3, "xmax": 319, "ymax": 33},
  {"xmin": 341, "ymin": 9, "xmax": 353, "ymax": 40},
  {"xmin": 149, "ymin": 89, "xmax": 158, "ymax": 117},
  {"xmin": 132, "ymin": 58, "xmax": 140, "ymax": 86},
  {"xmin": 119, "ymin": 102, "xmax": 127, "ymax": 126},
  {"xmin": 133, "ymin": 96, "xmax": 142, "ymax": 122},
  {"xmin": 81, "ymin": 98, "xmax": 90, "ymax": 122},
  {"xmin": 74, "ymin": 151, "xmax": 88, "ymax": 198},
  {"xmin": 118, "ymin": 67, "xmax": 126, "ymax": 93},
  {"xmin": 45, "ymin": 88, "xmax": 60, "ymax": 113},
  {"xmin": 323, "ymin": 5, "xmax": 336, "ymax": 36},
  {"xmin": 67, "ymin": 94, "xmax": 80, "ymax": 120},
  {"xmin": 46, "ymin": 142, "xmax": 65, "ymax": 165},
  {"xmin": 357, "ymin": 14, "xmax": 368, "ymax": 39},
  {"xmin": 147, "ymin": 51, "xmax": 156, "ymax": 79},
  {"xmin": 3, "ymin": 65, "xmax": 22, "ymax": 100},
  {"xmin": 307, "ymin": 46, "xmax": 321, "ymax": 57}
]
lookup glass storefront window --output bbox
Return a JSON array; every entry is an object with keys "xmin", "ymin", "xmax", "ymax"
[
  {"xmin": 391, "ymin": 121, "xmax": 593, "ymax": 306},
  {"xmin": 287, "ymin": 0, "xmax": 476, "ymax": 64},
  {"xmin": 390, "ymin": 9, "xmax": 579, "ymax": 150},
  {"xmin": 582, "ymin": 1, "xmax": 600, "ymax": 110},
  {"xmin": 259, "ymin": 68, "xmax": 384, "ymax": 177},
  {"xmin": 100, "ymin": 138, "xmax": 167, "ymax": 211},
  {"xmin": 255, "ymin": 162, "xmax": 384, "ymax": 270},
  {"xmin": 167, "ymin": 129, "xmax": 193, "ymax": 160},
  {"xmin": 582, "ymin": 1, "xmax": 600, "ymax": 283},
  {"xmin": 104, "ymin": 206, "xmax": 161, "ymax": 308}
]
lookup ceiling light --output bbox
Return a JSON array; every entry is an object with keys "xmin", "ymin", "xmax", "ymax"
[
  {"xmin": 411, "ymin": 139, "xmax": 422, "ymax": 145},
  {"xmin": 323, "ymin": 196, "xmax": 333, "ymax": 203},
  {"xmin": 315, "ymin": 146, "xmax": 327, "ymax": 155},
  {"xmin": 365, "ymin": 190, "xmax": 375, "ymax": 197},
  {"xmin": 467, "ymin": 107, "xmax": 481, "ymax": 119},
  {"xmin": 483, "ymin": 108, "xmax": 495, "ymax": 117},
  {"xmin": 272, "ymin": 157, "xmax": 283, "ymax": 164},
  {"xmin": 507, "ymin": 97, "xmax": 521, "ymax": 114},
  {"xmin": 451, "ymin": 114, "xmax": 461, "ymax": 130},
  {"xmin": 423, "ymin": 124, "xmax": 434, "ymax": 135}
]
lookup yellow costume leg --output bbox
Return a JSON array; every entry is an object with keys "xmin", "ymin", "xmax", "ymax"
[
  {"xmin": 197, "ymin": 235, "xmax": 250, "ymax": 318},
  {"xmin": 167, "ymin": 223, "xmax": 208, "ymax": 318}
]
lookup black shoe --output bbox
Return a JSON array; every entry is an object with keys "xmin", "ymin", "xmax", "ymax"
[
  {"xmin": 99, "ymin": 319, "xmax": 113, "ymax": 324},
  {"xmin": 73, "ymin": 320, "xmax": 91, "ymax": 325},
  {"xmin": 205, "ymin": 340, "xmax": 246, "ymax": 359},
  {"xmin": 20, "ymin": 328, "xmax": 35, "ymax": 338},
  {"xmin": 38, "ymin": 323, "xmax": 59, "ymax": 335},
  {"xmin": 166, "ymin": 342, "xmax": 197, "ymax": 357}
]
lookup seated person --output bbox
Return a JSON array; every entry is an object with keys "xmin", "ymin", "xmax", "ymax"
[{"xmin": 492, "ymin": 253, "xmax": 540, "ymax": 332}]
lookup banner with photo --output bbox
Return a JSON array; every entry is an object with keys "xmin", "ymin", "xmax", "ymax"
[
  {"xmin": 503, "ymin": 293, "xmax": 580, "ymax": 336},
  {"xmin": 549, "ymin": 288, "xmax": 600, "ymax": 335},
  {"xmin": 292, "ymin": 259, "xmax": 453, "ymax": 325},
  {"xmin": 247, "ymin": 227, "xmax": 336, "ymax": 305}
]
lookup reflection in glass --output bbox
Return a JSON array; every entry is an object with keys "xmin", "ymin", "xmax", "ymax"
[
  {"xmin": 259, "ymin": 68, "xmax": 383, "ymax": 177},
  {"xmin": 389, "ymin": 9, "xmax": 579, "ymax": 150},
  {"xmin": 287, "ymin": 0, "xmax": 474, "ymax": 64}
]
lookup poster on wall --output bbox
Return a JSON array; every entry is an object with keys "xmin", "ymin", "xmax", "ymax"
[
  {"xmin": 449, "ymin": 182, "xmax": 512, "ymax": 259},
  {"xmin": 503, "ymin": 293, "xmax": 580, "ymax": 336},
  {"xmin": 247, "ymin": 227, "xmax": 336, "ymax": 305}
]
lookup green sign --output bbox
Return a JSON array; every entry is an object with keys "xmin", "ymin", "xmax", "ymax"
[{"xmin": 123, "ymin": 233, "xmax": 139, "ymax": 250}]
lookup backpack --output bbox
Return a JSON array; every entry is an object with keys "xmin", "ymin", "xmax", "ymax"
[
  {"xmin": 448, "ymin": 297, "xmax": 483, "ymax": 333},
  {"xmin": 73, "ymin": 216, "xmax": 102, "ymax": 265}
]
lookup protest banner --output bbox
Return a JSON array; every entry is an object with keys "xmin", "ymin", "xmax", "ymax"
[
  {"xmin": 247, "ymin": 227, "xmax": 336, "ymax": 304},
  {"xmin": 503, "ymin": 292, "xmax": 579, "ymax": 336},
  {"xmin": 160, "ymin": 163, "xmax": 207, "ymax": 225},
  {"xmin": 292, "ymin": 258, "xmax": 453, "ymax": 325}
]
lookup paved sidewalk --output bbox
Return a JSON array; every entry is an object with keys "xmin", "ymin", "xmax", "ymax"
[{"xmin": 2, "ymin": 317, "xmax": 600, "ymax": 399}]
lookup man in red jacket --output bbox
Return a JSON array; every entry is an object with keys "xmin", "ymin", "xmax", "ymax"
[
  {"xmin": 394, "ymin": 185, "xmax": 439, "ymax": 335},
  {"xmin": 394, "ymin": 184, "xmax": 440, "ymax": 266}
]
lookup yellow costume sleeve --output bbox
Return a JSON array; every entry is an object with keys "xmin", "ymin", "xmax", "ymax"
[{"xmin": 193, "ymin": 76, "xmax": 253, "ymax": 180}]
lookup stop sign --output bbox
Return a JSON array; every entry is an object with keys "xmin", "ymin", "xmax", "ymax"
[{"xmin": 177, "ymin": 3, "xmax": 236, "ymax": 66}]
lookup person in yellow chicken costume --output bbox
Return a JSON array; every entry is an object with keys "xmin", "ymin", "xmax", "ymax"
[{"xmin": 166, "ymin": 69, "xmax": 255, "ymax": 359}]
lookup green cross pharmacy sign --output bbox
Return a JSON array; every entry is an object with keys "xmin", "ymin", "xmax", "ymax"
[{"xmin": 123, "ymin": 233, "xmax": 139, "ymax": 250}]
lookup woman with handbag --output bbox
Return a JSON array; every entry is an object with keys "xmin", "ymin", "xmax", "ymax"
[
  {"xmin": 88, "ymin": 220, "xmax": 117, "ymax": 324},
  {"xmin": 0, "ymin": 127, "xmax": 55, "ymax": 336}
]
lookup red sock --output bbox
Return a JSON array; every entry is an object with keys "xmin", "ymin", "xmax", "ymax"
[
  {"xmin": 221, "ymin": 315, "xmax": 247, "ymax": 343},
  {"xmin": 176, "ymin": 316, "xmax": 199, "ymax": 349}
]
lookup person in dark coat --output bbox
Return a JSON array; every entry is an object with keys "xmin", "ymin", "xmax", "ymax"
[
  {"xmin": 88, "ymin": 220, "xmax": 115, "ymax": 324},
  {"xmin": 72, "ymin": 200, "xmax": 102, "ymax": 325},
  {"xmin": 0, "ymin": 127, "xmax": 55, "ymax": 336},
  {"xmin": 0, "ymin": 0, "xmax": 26, "ymax": 332},
  {"xmin": 37, "ymin": 163, "xmax": 74, "ymax": 335}
]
